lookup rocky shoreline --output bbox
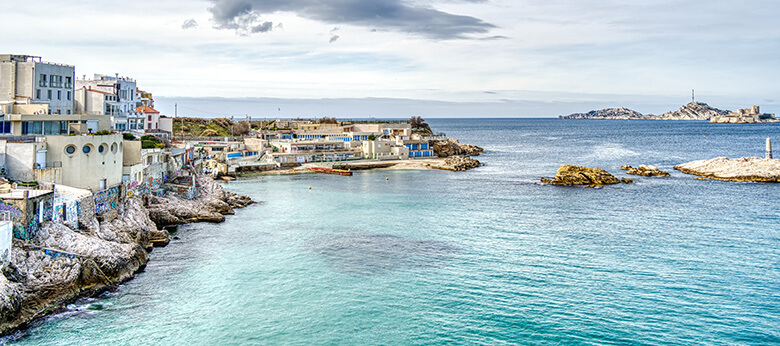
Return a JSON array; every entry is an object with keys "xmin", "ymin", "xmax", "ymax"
[
  {"xmin": 674, "ymin": 157, "xmax": 780, "ymax": 182},
  {"xmin": 0, "ymin": 175, "xmax": 252, "ymax": 337}
]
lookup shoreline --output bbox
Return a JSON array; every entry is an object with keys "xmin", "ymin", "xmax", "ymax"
[
  {"xmin": 0, "ymin": 175, "xmax": 253, "ymax": 338},
  {"xmin": 242, "ymin": 157, "xmax": 479, "ymax": 177}
]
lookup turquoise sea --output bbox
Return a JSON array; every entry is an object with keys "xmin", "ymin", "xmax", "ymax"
[{"xmin": 7, "ymin": 118, "xmax": 780, "ymax": 345}]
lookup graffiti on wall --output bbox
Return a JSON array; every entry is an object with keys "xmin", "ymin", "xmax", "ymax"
[
  {"xmin": 41, "ymin": 199, "xmax": 53, "ymax": 223},
  {"xmin": 94, "ymin": 186, "xmax": 120, "ymax": 215},
  {"xmin": 0, "ymin": 202, "xmax": 22, "ymax": 221},
  {"xmin": 53, "ymin": 203, "xmax": 64, "ymax": 223}
]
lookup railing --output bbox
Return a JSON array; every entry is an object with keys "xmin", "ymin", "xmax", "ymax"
[{"xmin": 0, "ymin": 136, "xmax": 46, "ymax": 143}]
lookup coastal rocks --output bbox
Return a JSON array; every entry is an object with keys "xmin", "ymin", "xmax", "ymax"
[
  {"xmin": 144, "ymin": 175, "xmax": 253, "ymax": 228},
  {"xmin": 443, "ymin": 156, "xmax": 482, "ymax": 171},
  {"xmin": 656, "ymin": 102, "xmax": 728, "ymax": 120},
  {"xmin": 0, "ymin": 198, "xmax": 156, "ymax": 335},
  {"xmin": 674, "ymin": 157, "xmax": 780, "ymax": 182},
  {"xmin": 559, "ymin": 107, "xmax": 644, "ymax": 120},
  {"xmin": 540, "ymin": 165, "xmax": 632, "ymax": 187},
  {"xmin": 621, "ymin": 165, "xmax": 670, "ymax": 177},
  {"xmin": 433, "ymin": 138, "xmax": 483, "ymax": 157}
]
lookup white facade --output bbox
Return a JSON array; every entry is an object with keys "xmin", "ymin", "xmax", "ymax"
[
  {"xmin": 75, "ymin": 74, "xmax": 137, "ymax": 130},
  {"xmin": 45, "ymin": 134, "xmax": 124, "ymax": 191}
]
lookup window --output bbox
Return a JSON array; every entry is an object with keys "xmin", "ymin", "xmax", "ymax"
[
  {"xmin": 64, "ymin": 76, "xmax": 72, "ymax": 88},
  {"xmin": 82, "ymin": 145, "xmax": 92, "ymax": 154},
  {"xmin": 67, "ymin": 91, "xmax": 71, "ymax": 100},
  {"xmin": 65, "ymin": 145, "xmax": 76, "ymax": 155},
  {"xmin": 47, "ymin": 90, "xmax": 52, "ymax": 100},
  {"xmin": 57, "ymin": 90, "xmax": 61, "ymax": 100},
  {"xmin": 36, "ymin": 89, "xmax": 41, "ymax": 99},
  {"xmin": 99, "ymin": 143, "xmax": 108, "ymax": 154},
  {"xmin": 39, "ymin": 74, "xmax": 47, "ymax": 87}
]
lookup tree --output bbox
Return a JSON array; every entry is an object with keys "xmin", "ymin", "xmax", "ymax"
[
  {"xmin": 368, "ymin": 134, "xmax": 376, "ymax": 140},
  {"xmin": 231, "ymin": 121, "xmax": 251, "ymax": 136},
  {"xmin": 409, "ymin": 116, "xmax": 432, "ymax": 134},
  {"xmin": 319, "ymin": 116, "xmax": 337, "ymax": 124}
]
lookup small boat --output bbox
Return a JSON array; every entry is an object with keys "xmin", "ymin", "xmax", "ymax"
[{"xmin": 310, "ymin": 167, "xmax": 353, "ymax": 176}]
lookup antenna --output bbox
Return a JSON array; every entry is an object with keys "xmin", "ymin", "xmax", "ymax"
[{"xmin": 692, "ymin": 89, "xmax": 695, "ymax": 103}]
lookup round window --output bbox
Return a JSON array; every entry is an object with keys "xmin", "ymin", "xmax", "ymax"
[
  {"xmin": 82, "ymin": 145, "xmax": 92, "ymax": 154},
  {"xmin": 99, "ymin": 143, "xmax": 108, "ymax": 154},
  {"xmin": 65, "ymin": 145, "xmax": 76, "ymax": 155},
  {"xmin": 111, "ymin": 142, "xmax": 118, "ymax": 153}
]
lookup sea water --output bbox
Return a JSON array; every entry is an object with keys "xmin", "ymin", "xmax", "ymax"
[{"xmin": 8, "ymin": 119, "xmax": 780, "ymax": 345}]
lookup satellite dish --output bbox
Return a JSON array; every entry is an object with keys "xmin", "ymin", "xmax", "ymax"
[{"xmin": 37, "ymin": 109, "xmax": 45, "ymax": 115}]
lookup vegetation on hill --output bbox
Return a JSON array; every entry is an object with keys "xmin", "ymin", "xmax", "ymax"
[
  {"xmin": 141, "ymin": 135, "xmax": 167, "ymax": 149},
  {"xmin": 172, "ymin": 117, "xmax": 254, "ymax": 137}
]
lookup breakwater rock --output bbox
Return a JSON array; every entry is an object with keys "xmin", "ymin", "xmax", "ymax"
[
  {"xmin": 541, "ymin": 165, "xmax": 633, "ymax": 187},
  {"xmin": 146, "ymin": 175, "xmax": 253, "ymax": 228},
  {"xmin": 443, "ymin": 156, "xmax": 482, "ymax": 171},
  {"xmin": 621, "ymin": 165, "xmax": 670, "ymax": 177},
  {"xmin": 674, "ymin": 157, "xmax": 780, "ymax": 182},
  {"xmin": 434, "ymin": 138, "xmax": 483, "ymax": 157}
]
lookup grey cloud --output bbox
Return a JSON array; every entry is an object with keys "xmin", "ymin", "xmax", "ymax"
[
  {"xmin": 252, "ymin": 21, "xmax": 274, "ymax": 33},
  {"xmin": 329, "ymin": 35, "xmax": 340, "ymax": 43},
  {"xmin": 208, "ymin": 0, "xmax": 274, "ymax": 35},
  {"xmin": 207, "ymin": 0, "xmax": 496, "ymax": 39},
  {"xmin": 182, "ymin": 18, "xmax": 198, "ymax": 29}
]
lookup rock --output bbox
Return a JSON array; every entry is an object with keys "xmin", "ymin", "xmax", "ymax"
[
  {"xmin": 621, "ymin": 178, "xmax": 634, "ymax": 184},
  {"xmin": 541, "ymin": 165, "xmax": 629, "ymax": 187},
  {"xmin": 560, "ymin": 102, "xmax": 730, "ymax": 121},
  {"xmin": 560, "ymin": 107, "xmax": 644, "ymax": 120},
  {"xmin": 674, "ymin": 157, "xmax": 780, "ymax": 182},
  {"xmin": 442, "ymin": 156, "xmax": 482, "ymax": 171},
  {"xmin": 621, "ymin": 165, "xmax": 670, "ymax": 177},
  {"xmin": 656, "ymin": 102, "xmax": 728, "ymax": 120},
  {"xmin": 0, "ymin": 174, "xmax": 254, "ymax": 336},
  {"xmin": 144, "ymin": 175, "xmax": 253, "ymax": 228},
  {"xmin": 433, "ymin": 138, "xmax": 483, "ymax": 157}
]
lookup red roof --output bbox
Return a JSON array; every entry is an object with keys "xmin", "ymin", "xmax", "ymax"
[{"xmin": 136, "ymin": 105, "xmax": 160, "ymax": 114}]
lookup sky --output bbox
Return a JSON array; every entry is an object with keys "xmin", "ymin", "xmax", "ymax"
[{"xmin": 3, "ymin": 0, "xmax": 779, "ymax": 118}]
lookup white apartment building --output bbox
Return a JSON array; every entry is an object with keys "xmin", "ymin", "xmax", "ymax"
[
  {"xmin": 75, "ymin": 74, "xmax": 137, "ymax": 130},
  {"xmin": 0, "ymin": 54, "xmax": 75, "ymax": 118}
]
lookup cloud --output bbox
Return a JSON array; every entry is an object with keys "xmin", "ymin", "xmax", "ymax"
[
  {"xmin": 206, "ymin": 0, "xmax": 496, "ymax": 39},
  {"xmin": 182, "ymin": 18, "xmax": 198, "ymax": 29},
  {"xmin": 208, "ymin": 0, "xmax": 275, "ymax": 35},
  {"xmin": 329, "ymin": 35, "xmax": 340, "ymax": 43},
  {"xmin": 252, "ymin": 21, "xmax": 274, "ymax": 33}
]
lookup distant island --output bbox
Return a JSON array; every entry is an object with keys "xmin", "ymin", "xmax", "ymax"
[{"xmin": 560, "ymin": 102, "xmax": 778, "ymax": 123}]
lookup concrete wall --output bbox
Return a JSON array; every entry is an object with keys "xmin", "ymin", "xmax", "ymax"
[
  {"xmin": 3, "ymin": 141, "xmax": 46, "ymax": 182},
  {"xmin": 123, "ymin": 140, "xmax": 142, "ymax": 165},
  {"xmin": 45, "ymin": 134, "xmax": 124, "ymax": 191},
  {"xmin": 159, "ymin": 117, "xmax": 173, "ymax": 133}
]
